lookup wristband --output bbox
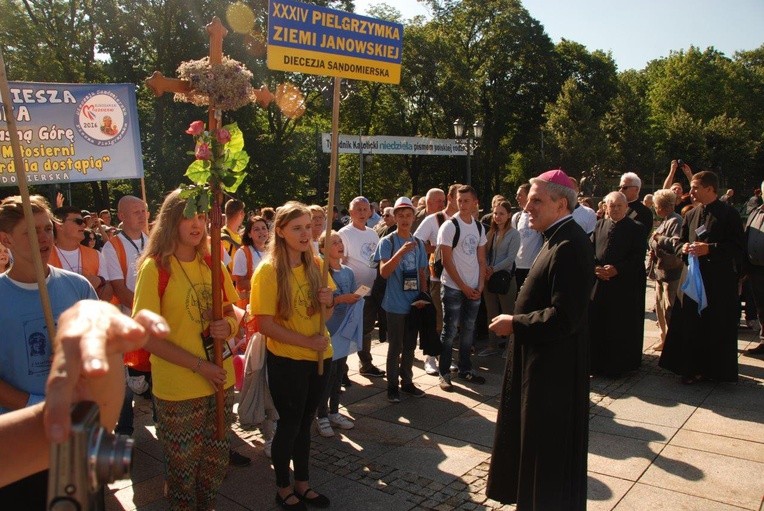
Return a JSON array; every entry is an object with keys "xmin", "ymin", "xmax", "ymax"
[{"xmin": 192, "ymin": 358, "xmax": 203, "ymax": 373}]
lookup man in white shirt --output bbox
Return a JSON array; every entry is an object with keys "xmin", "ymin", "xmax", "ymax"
[
  {"xmin": 512, "ymin": 183, "xmax": 543, "ymax": 291},
  {"xmin": 437, "ymin": 185, "xmax": 487, "ymax": 390},
  {"xmin": 413, "ymin": 186, "xmax": 452, "ymax": 375},
  {"xmin": 339, "ymin": 197, "xmax": 386, "ymax": 378},
  {"xmin": 50, "ymin": 206, "xmax": 112, "ymax": 301},
  {"xmin": 569, "ymin": 177, "xmax": 597, "ymax": 235},
  {"xmin": 102, "ymin": 196, "xmax": 149, "ymax": 315},
  {"xmin": 102, "ymin": 196, "xmax": 150, "ymax": 438}
]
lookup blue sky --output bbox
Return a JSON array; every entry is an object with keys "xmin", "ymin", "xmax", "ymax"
[{"xmin": 354, "ymin": 0, "xmax": 764, "ymax": 71}]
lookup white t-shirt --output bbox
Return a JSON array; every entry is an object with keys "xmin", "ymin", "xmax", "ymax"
[
  {"xmin": 572, "ymin": 204, "xmax": 597, "ymax": 235},
  {"xmin": 414, "ymin": 211, "xmax": 451, "ymax": 283},
  {"xmin": 55, "ymin": 247, "xmax": 108, "ymax": 279},
  {"xmin": 338, "ymin": 224, "xmax": 379, "ymax": 288},
  {"xmin": 436, "ymin": 215, "xmax": 487, "ymax": 290},
  {"xmin": 102, "ymin": 232, "xmax": 147, "ymax": 313},
  {"xmin": 232, "ymin": 246, "xmax": 264, "ymax": 277}
]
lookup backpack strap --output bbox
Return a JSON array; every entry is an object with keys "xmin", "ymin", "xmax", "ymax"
[
  {"xmin": 450, "ymin": 217, "xmax": 461, "ymax": 247},
  {"xmin": 155, "ymin": 257, "xmax": 171, "ymax": 299},
  {"xmin": 243, "ymin": 246, "xmax": 254, "ymax": 278},
  {"xmin": 450, "ymin": 217, "xmax": 481, "ymax": 248}
]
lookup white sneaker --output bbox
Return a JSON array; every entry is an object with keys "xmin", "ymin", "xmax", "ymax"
[
  {"xmin": 328, "ymin": 412, "xmax": 354, "ymax": 430},
  {"xmin": 424, "ymin": 356, "xmax": 439, "ymax": 375},
  {"xmin": 316, "ymin": 417, "xmax": 334, "ymax": 437},
  {"xmin": 263, "ymin": 437, "xmax": 273, "ymax": 458}
]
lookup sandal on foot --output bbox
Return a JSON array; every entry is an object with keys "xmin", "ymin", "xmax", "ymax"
[
  {"xmin": 275, "ymin": 492, "xmax": 307, "ymax": 510},
  {"xmin": 295, "ymin": 487, "xmax": 330, "ymax": 508}
]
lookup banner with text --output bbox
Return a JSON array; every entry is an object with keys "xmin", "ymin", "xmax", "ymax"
[
  {"xmin": 0, "ymin": 82, "xmax": 144, "ymax": 187},
  {"xmin": 267, "ymin": 0, "xmax": 403, "ymax": 84},
  {"xmin": 321, "ymin": 134, "xmax": 470, "ymax": 156}
]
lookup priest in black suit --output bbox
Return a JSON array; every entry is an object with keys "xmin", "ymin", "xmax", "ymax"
[
  {"xmin": 486, "ymin": 169, "xmax": 594, "ymax": 511},
  {"xmin": 589, "ymin": 191, "xmax": 647, "ymax": 377},
  {"xmin": 660, "ymin": 171, "xmax": 745, "ymax": 383}
]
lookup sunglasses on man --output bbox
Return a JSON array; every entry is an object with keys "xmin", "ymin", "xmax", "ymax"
[{"xmin": 66, "ymin": 217, "xmax": 86, "ymax": 225}]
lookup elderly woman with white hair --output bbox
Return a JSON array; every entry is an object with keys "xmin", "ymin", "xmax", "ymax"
[{"xmin": 648, "ymin": 189, "xmax": 684, "ymax": 351}]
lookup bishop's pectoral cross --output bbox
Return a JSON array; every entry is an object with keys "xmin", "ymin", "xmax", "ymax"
[{"xmin": 145, "ymin": 17, "xmax": 228, "ymax": 439}]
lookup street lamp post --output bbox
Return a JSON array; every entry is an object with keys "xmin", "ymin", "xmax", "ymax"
[{"xmin": 453, "ymin": 118, "xmax": 483, "ymax": 185}]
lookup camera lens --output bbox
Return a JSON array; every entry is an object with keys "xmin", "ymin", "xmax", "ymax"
[{"xmin": 89, "ymin": 429, "xmax": 134, "ymax": 488}]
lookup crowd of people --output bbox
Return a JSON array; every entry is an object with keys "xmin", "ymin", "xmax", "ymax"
[{"xmin": 1, "ymin": 159, "xmax": 762, "ymax": 510}]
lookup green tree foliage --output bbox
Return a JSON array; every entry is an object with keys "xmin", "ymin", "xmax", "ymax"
[
  {"xmin": 544, "ymin": 78, "xmax": 609, "ymax": 178},
  {"xmin": 2, "ymin": 1, "xmax": 763, "ymax": 210},
  {"xmin": 602, "ymin": 70, "xmax": 655, "ymax": 174}
]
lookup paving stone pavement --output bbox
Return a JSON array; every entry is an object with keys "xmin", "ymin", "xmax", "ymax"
[{"xmin": 107, "ymin": 284, "xmax": 764, "ymax": 510}]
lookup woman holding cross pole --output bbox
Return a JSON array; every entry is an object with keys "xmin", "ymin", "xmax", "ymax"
[{"xmin": 132, "ymin": 189, "xmax": 240, "ymax": 510}]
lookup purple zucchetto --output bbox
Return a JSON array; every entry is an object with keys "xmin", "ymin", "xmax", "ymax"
[{"xmin": 535, "ymin": 169, "xmax": 576, "ymax": 190}]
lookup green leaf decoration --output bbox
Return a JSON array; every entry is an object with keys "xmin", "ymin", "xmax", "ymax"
[
  {"xmin": 199, "ymin": 190, "xmax": 210, "ymax": 211},
  {"xmin": 222, "ymin": 174, "xmax": 237, "ymax": 188},
  {"xmin": 185, "ymin": 159, "xmax": 211, "ymax": 185},
  {"xmin": 224, "ymin": 123, "xmax": 245, "ymax": 153},
  {"xmin": 183, "ymin": 197, "xmax": 198, "ymax": 218},
  {"xmin": 222, "ymin": 172, "xmax": 246, "ymax": 193},
  {"xmin": 227, "ymin": 151, "xmax": 250, "ymax": 172}
]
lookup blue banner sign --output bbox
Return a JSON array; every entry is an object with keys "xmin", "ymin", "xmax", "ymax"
[{"xmin": 0, "ymin": 82, "xmax": 144, "ymax": 187}]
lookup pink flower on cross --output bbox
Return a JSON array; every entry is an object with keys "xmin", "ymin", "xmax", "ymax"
[
  {"xmin": 185, "ymin": 120, "xmax": 205, "ymax": 136},
  {"xmin": 216, "ymin": 128, "xmax": 231, "ymax": 144},
  {"xmin": 195, "ymin": 142, "xmax": 212, "ymax": 160}
]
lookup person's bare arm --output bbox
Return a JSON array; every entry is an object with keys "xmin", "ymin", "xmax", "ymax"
[
  {"xmin": 662, "ymin": 160, "xmax": 679, "ymax": 189},
  {"xmin": 0, "ymin": 301, "xmax": 168, "ymax": 488}
]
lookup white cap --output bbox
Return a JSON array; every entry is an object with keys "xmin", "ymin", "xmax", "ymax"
[{"xmin": 393, "ymin": 196, "xmax": 415, "ymax": 212}]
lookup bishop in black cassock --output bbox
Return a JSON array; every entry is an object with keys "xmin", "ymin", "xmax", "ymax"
[{"xmin": 487, "ymin": 170, "xmax": 593, "ymax": 510}]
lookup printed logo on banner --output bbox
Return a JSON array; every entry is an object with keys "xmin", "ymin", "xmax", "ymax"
[{"xmin": 75, "ymin": 91, "xmax": 128, "ymax": 146}]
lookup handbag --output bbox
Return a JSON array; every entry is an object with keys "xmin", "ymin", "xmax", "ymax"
[
  {"xmin": 486, "ymin": 269, "xmax": 512, "ymax": 294},
  {"xmin": 655, "ymin": 248, "xmax": 684, "ymax": 271}
]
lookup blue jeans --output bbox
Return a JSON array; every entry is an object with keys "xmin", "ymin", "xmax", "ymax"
[{"xmin": 439, "ymin": 285, "xmax": 481, "ymax": 376}]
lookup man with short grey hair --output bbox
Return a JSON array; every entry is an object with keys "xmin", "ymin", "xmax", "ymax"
[
  {"xmin": 618, "ymin": 172, "xmax": 652, "ymax": 240},
  {"xmin": 339, "ymin": 197, "xmax": 386, "ymax": 378},
  {"xmin": 413, "ymin": 187, "xmax": 449, "ymax": 375}
]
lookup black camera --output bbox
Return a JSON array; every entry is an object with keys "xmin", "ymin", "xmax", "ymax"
[
  {"xmin": 676, "ymin": 159, "xmax": 684, "ymax": 167},
  {"xmin": 47, "ymin": 401, "xmax": 134, "ymax": 511}
]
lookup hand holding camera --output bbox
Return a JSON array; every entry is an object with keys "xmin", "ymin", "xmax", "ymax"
[{"xmin": 44, "ymin": 301, "xmax": 169, "ymax": 510}]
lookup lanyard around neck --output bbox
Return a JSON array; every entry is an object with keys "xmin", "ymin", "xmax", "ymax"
[
  {"xmin": 56, "ymin": 246, "xmax": 81, "ymax": 273},
  {"xmin": 120, "ymin": 231, "xmax": 144, "ymax": 253},
  {"xmin": 173, "ymin": 255, "xmax": 207, "ymax": 325}
]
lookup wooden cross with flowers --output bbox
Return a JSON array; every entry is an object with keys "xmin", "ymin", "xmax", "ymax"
[{"xmin": 146, "ymin": 18, "xmax": 265, "ymax": 439}]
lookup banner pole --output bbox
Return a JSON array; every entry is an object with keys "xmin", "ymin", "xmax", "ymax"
[
  {"xmin": 317, "ymin": 76, "xmax": 342, "ymax": 375},
  {"xmin": 0, "ymin": 48, "xmax": 57, "ymax": 339},
  {"xmin": 140, "ymin": 177, "xmax": 147, "ymax": 205}
]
